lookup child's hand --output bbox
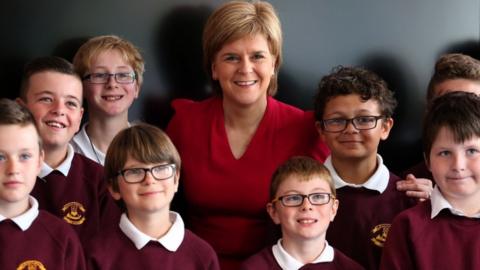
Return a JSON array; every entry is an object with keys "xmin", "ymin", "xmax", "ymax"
[{"xmin": 396, "ymin": 174, "xmax": 433, "ymax": 202}]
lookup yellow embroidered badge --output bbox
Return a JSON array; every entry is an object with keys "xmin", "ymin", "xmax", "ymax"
[
  {"xmin": 370, "ymin": 223, "xmax": 390, "ymax": 247},
  {"xmin": 62, "ymin": 202, "xmax": 86, "ymax": 225},
  {"xmin": 17, "ymin": 260, "xmax": 46, "ymax": 270}
]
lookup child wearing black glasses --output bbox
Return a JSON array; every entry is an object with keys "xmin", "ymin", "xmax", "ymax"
[
  {"xmin": 241, "ymin": 156, "xmax": 363, "ymax": 270},
  {"xmin": 85, "ymin": 123, "xmax": 219, "ymax": 270},
  {"xmin": 71, "ymin": 35, "xmax": 144, "ymax": 166},
  {"xmin": 313, "ymin": 66, "xmax": 430, "ymax": 270}
]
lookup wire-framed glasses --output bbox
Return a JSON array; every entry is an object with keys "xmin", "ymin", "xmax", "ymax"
[
  {"xmin": 271, "ymin": 193, "xmax": 335, "ymax": 207},
  {"xmin": 83, "ymin": 72, "xmax": 136, "ymax": 84}
]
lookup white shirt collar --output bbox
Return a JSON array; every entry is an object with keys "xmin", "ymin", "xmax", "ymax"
[
  {"xmin": 272, "ymin": 239, "xmax": 334, "ymax": 270},
  {"xmin": 39, "ymin": 144, "xmax": 75, "ymax": 178},
  {"xmin": 324, "ymin": 154, "xmax": 389, "ymax": 193},
  {"xmin": 430, "ymin": 186, "xmax": 480, "ymax": 219},
  {"xmin": 71, "ymin": 123, "xmax": 105, "ymax": 165},
  {"xmin": 119, "ymin": 211, "xmax": 185, "ymax": 251},
  {"xmin": 0, "ymin": 196, "xmax": 39, "ymax": 231}
]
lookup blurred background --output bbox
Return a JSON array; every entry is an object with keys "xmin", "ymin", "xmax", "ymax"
[{"xmin": 1, "ymin": 0, "xmax": 479, "ymax": 173}]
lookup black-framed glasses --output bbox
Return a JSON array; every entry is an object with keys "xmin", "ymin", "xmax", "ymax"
[
  {"xmin": 271, "ymin": 193, "xmax": 335, "ymax": 207},
  {"xmin": 83, "ymin": 72, "xmax": 136, "ymax": 84},
  {"xmin": 118, "ymin": 164, "xmax": 176, "ymax": 184},
  {"xmin": 322, "ymin": 115, "xmax": 385, "ymax": 133}
]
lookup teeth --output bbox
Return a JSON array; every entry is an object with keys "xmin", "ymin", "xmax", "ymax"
[
  {"xmin": 298, "ymin": 219, "xmax": 317, "ymax": 224},
  {"xmin": 103, "ymin": 95, "xmax": 122, "ymax": 101},
  {"xmin": 235, "ymin": 80, "xmax": 256, "ymax": 86},
  {"xmin": 46, "ymin": 121, "xmax": 65, "ymax": 128},
  {"xmin": 448, "ymin": 177, "xmax": 468, "ymax": 180}
]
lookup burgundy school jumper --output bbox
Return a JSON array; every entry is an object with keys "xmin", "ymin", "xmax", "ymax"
[
  {"xmin": 240, "ymin": 245, "xmax": 364, "ymax": 270},
  {"xmin": 167, "ymin": 97, "xmax": 330, "ymax": 270},
  {"xmin": 85, "ymin": 222, "xmax": 220, "ymax": 270},
  {"xmin": 380, "ymin": 200, "xmax": 480, "ymax": 270},
  {"xmin": 31, "ymin": 153, "xmax": 120, "ymax": 244},
  {"xmin": 326, "ymin": 171, "xmax": 415, "ymax": 270},
  {"xmin": 0, "ymin": 211, "xmax": 86, "ymax": 270}
]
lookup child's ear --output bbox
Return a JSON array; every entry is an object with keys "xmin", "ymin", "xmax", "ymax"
[
  {"xmin": 133, "ymin": 84, "xmax": 140, "ymax": 99},
  {"xmin": 36, "ymin": 149, "xmax": 45, "ymax": 175},
  {"xmin": 424, "ymin": 152, "xmax": 432, "ymax": 172},
  {"xmin": 330, "ymin": 199, "xmax": 339, "ymax": 222},
  {"xmin": 108, "ymin": 184, "xmax": 122, "ymax": 201},
  {"xmin": 38, "ymin": 149, "xmax": 44, "ymax": 163},
  {"xmin": 266, "ymin": 203, "xmax": 281, "ymax": 225},
  {"xmin": 16, "ymin": 97, "xmax": 26, "ymax": 107},
  {"xmin": 315, "ymin": 121, "xmax": 325, "ymax": 138},
  {"xmin": 173, "ymin": 171, "xmax": 180, "ymax": 193},
  {"xmin": 380, "ymin": 117, "xmax": 394, "ymax": 140}
]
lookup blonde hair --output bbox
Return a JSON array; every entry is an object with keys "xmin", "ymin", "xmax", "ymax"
[
  {"xmin": 73, "ymin": 35, "xmax": 145, "ymax": 87},
  {"xmin": 203, "ymin": 0, "xmax": 282, "ymax": 95}
]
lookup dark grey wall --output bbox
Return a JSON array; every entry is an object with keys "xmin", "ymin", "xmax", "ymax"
[{"xmin": 1, "ymin": 0, "xmax": 479, "ymax": 173}]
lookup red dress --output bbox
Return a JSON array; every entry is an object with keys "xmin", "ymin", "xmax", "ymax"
[{"xmin": 167, "ymin": 96, "xmax": 329, "ymax": 270}]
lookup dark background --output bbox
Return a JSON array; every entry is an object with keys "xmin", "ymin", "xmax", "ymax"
[{"xmin": 1, "ymin": 0, "xmax": 479, "ymax": 174}]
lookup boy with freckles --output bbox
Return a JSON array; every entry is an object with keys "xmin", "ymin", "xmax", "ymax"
[
  {"xmin": 0, "ymin": 98, "xmax": 85, "ymax": 269},
  {"xmin": 17, "ymin": 56, "xmax": 119, "ymax": 245},
  {"xmin": 241, "ymin": 156, "xmax": 363, "ymax": 270},
  {"xmin": 381, "ymin": 92, "xmax": 480, "ymax": 270}
]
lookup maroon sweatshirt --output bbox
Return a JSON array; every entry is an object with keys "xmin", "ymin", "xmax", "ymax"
[
  {"xmin": 381, "ymin": 200, "xmax": 480, "ymax": 270},
  {"xmin": 31, "ymin": 153, "xmax": 120, "ymax": 245},
  {"xmin": 326, "ymin": 173, "xmax": 416, "ymax": 270},
  {"xmin": 241, "ymin": 245, "xmax": 364, "ymax": 270},
  {"xmin": 0, "ymin": 210, "xmax": 86, "ymax": 269},
  {"xmin": 86, "ymin": 223, "xmax": 220, "ymax": 270}
]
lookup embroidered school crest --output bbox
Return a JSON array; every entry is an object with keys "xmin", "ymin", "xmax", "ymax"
[
  {"xmin": 62, "ymin": 202, "xmax": 86, "ymax": 225},
  {"xmin": 370, "ymin": 223, "xmax": 390, "ymax": 247},
  {"xmin": 17, "ymin": 260, "xmax": 46, "ymax": 270}
]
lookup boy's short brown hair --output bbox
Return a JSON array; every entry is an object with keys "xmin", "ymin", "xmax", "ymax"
[
  {"xmin": 104, "ymin": 123, "xmax": 181, "ymax": 192},
  {"xmin": 426, "ymin": 53, "xmax": 480, "ymax": 103},
  {"xmin": 269, "ymin": 156, "xmax": 335, "ymax": 200},
  {"xmin": 423, "ymin": 91, "xmax": 480, "ymax": 163},
  {"xmin": 314, "ymin": 66, "xmax": 397, "ymax": 121},
  {"xmin": 73, "ymin": 35, "xmax": 145, "ymax": 87},
  {"xmin": 19, "ymin": 56, "xmax": 80, "ymax": 102},
  {"xmin": 0, "ymin": 98, "xmax": 42, "ymax": 148}
]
